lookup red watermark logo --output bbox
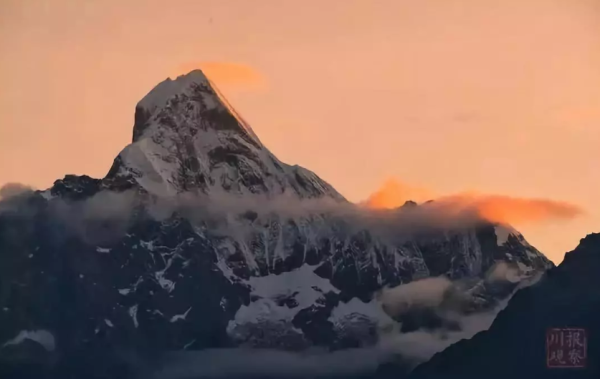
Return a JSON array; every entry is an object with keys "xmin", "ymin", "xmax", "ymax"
[{"xmin": 546, "ymin": 328, "xmax": 587, "ymax": 368}]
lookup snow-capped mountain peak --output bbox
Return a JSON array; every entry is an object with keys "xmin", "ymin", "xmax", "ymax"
[
  {"xmin": 105, "ymin": 70, "xmax": 345, "ymax": 200},
  {"xmin": 494, "ymin": 224, "xmax": 526, "ymax": 246},
  {"xmin": 136, "ymin": 70, "xmax": 211, "ymax": 116},
  {"xmin": 0, "ymin": 70, "xmax": 557, "ymax": 378}
]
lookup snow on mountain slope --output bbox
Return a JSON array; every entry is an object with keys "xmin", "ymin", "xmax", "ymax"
[
  {"xmin": 226, "ymin": 264, "xmax": 342, "ymax": 349},
  {"xmin": 494, "ymin": 224, "xmax": 534, "ymax": 248},
  {"xmin": 494, "ymin": 224, "xmax": 519, "ymax": 246},
  {"xmin": 0, "ymin": 69, "xmax": 555, "ymax": 378},
  {"xmin": 106, "ymin": 70, "xmax": 344, "ymax": 200}
]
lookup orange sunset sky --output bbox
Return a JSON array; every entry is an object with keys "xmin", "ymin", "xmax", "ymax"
[{"xmin": 1, "ymin": 0, "xmax": 599, "ymax": 263}]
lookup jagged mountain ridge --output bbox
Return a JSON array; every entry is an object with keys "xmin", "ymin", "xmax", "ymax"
[
  {"xmin": 0, "ymin": 70, "xmax": 552, "ymax": 378},
  {"xmin": 407, "ymin": 233, "xmax": 600, "ymax": 379},
  {"xmin": 104, "ymin": 70, "xmax": 344, "ymax": 200}
]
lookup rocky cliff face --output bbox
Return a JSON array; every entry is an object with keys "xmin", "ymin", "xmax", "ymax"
[
  {"xmin": 0, "ymin": 70, "xmax": 552, "ymax": 378},
  {"xmin": 105, "ymin": 70, "xmax": 344, "ymax": 200}
]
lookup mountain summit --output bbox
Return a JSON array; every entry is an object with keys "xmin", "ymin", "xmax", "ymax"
[
  {"xmin": 105, "ymin": 70, "xmax": 344, "ymax": 200},
  {"xmin": 0, "ymin": 70, "xmax": 552, "ymax": 379}
]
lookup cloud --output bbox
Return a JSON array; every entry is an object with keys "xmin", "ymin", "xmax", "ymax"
[
  {"xmin": 379, "ymin": 277, "xmax": 452, "ymax": 317},
  {"xmin": 5, "ymin": 179, "xmax": 576, "ymax": 252},
  {"xmin": 172, "ymin": 61, "xmax": 266, "ymax": 90},
  {"xmin": 79, "ymin": 190, "xmax": 137, "ymax": 224},
  {"xmin": 0, "ymin": 183, "xmax": 36, "ymax": 216},
  {"xmin": 364, "ymin": 178, "xmax": 584, "ymax": 225},
  {"xmin": 142, "ymin": 189, "xmax": 469, "ymax": 248},
  {"xmin": 51, "ymin": 190, "xmax": 138, "ymax": 245},
  {"xmin": 0, "ymin": 183, "xmax": 33, "ymax": 201},
  {"xmin": 446, "ymin": 193, "xmax": 583, "ymax": 225},
  {"xmin": 363, "ymin": 179, "xmax": 435, "ymax": 209},
  {"xmin": 377, "ymin": 309, "xmax": 499, "ymax": 363},
  {"xmin": 132, "ymin": 272, "xmax": 543, "ymax": 378},
  {"xmin": 143, "ymin": 189, "xmax": 489, "ymax": 246},
  {"xmin": 485, "ymin": 261, "xmax": 521, "ymax": 283},
  {"xmin": 1, "ymin": 186, "xmax": 547, "ymax": 376},
  {"xmin": 374, "ymin": 268, "xmax": 544, "ymax": 364}
]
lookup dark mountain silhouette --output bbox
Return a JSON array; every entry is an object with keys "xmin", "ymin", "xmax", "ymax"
[{"xmin": 408, "ymin": 233, "xmax": 600, "ymax": 379}]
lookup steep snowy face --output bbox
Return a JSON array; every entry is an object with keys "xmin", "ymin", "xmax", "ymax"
[
  {"xmin": 105, "ymin": 70, "xmax": 344, "ymax": 201},
  {"xmin": 493, "ymin": 223, "xmax": 551, "ymax": 274}
]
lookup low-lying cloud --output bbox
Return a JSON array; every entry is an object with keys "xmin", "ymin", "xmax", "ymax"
[
  {"xmin": 135, "ymin": 268, "xmax": 542, "ymax": 378},
  {"xmin": 485, "ymin": 261, "xmax": 521, "ymax": 283},
  {"xmin": 379, "ymin": 276, "xmax": 452, "ymax": 317},
  {"xmin": 0, "ymin": 183, "xmax": 549, "ymax": 377},
  {"xmin": 143, "ymin": 188, "xmax": 489, "ymax": 246},
  {"xmin": 377, "ymin": 309, "xmax": 499, "ymax": 363},
  {"xmin": 51, "ymin": 189, "xmax": 138, "ymax": 245},
  {"xmin": 0, "ymin": 183, "xmax": 138, "ymax": 245},
  {"xmin": 0, "ymin": 183, "xmax": 36, "ymax": 216},
  {"xmin": 375, "ymin": 263, "xmax": 542, "ymax": 364},
  {"xmin": 138, "ymin": 186, "xmax": 572, "ymax": 246},
  {"xmin": 2, "ymin": 178, "xmax": 580, "ymax": 249},
  {"xmin": 0, "ymin": 183, "xmax": 33, "ymax": 201},
  {"xmin": 1, "ymin": 180, "xmax": 577, "ymax": 254}
]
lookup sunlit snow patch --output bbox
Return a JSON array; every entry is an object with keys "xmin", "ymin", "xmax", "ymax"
[
  {"xmin": 129, "ymin": 304, "xmax": 139, "ymax": 328},
  {"xmin": 494, "ymin": 224, "xmax": 521, "ymax": 246},
  {"xmin": 170, "ymin": 307, "xmax": 192, "ymax": 323},
  {"xmin": 227, "ymin": 264, "xmax": 340, "ymax": 341},
  {"xmin": 2, "ymin": 330, "xmax": 56, "ymax": 352}
]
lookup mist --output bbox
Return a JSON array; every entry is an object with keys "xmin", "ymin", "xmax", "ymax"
[
  {"xmin": 0, "ymin": 183, "xmax": 34, "ymax": 200},
  {"xmin": 2, "ymin": 177, "xmax": 580, "ymax": 248},
  {"xmin": 139, "ymin": 348, "xmax": 387, "ymax": 379},
  {"xmin": 0, "ymin": 182, "xmax": 489, "ymax": 251},
  {"xmin": 0, "ymin": 183, "xmax": 139, "ymax": 245},
  {"xmin": 375, "ymin": 261, "xmax": 544, "ymax": 364},
  {"xmin": 136, "ymin": 266, "xmax": 543, "ymax": 379},
  {"xmin": 0, "ymin": 184, "xmax": 547, "ymax": 377},
  {"xmin": 143, "ymin": 187, "xmax": 493, "ymax": 246}
]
